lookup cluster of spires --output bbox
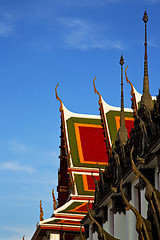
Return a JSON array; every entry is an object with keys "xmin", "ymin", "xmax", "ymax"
[
  {"xmin": 117, "ymin": 9, "xmax": 152, "ymax": 145},
  {"xmin": 27, "ymin": 10, "xmax": 154, "ymax": 240}
]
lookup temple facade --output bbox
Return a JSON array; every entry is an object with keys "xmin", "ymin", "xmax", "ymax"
[{"xmin": 31, "ymin": 10, "xmax": 160, "ymax": 240}]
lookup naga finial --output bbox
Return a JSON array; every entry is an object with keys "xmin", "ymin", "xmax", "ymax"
[
  {"xmin": 120, "ymin": 179, "xmax": 151, "ymax": 239},
  {"xmin": 125, "ymin": 66, "xmax": 138, "ymax": 115},
  {"xmin": 40, "ymin": 200, "xmax": 44, "ymax": 221},
  {"xmin": 55, "ymin": 84, "xmax": 63, "ymax": 113},
  {"xmin": 52, "ymin": 189, "xmax": 57, "ymax": 211},
  {"xmin": 93, "ymin": 76, "xmax": 102, "ymax": 105},
  {"xmin": 80, "ymin": 225, "xmax": 85, "ymax": 240},
  {"xmin": 87, "ymin": 201, "xmax": 120, "ymax": 240}
]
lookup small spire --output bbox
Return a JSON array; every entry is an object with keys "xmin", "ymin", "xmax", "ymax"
[
  {"xmin": 117, "ymin": 55, "xmax": 128, "ymax": 145},
  {"xmin": 141, "ymin": 10, "xmax": 153, "ymax": 110}
]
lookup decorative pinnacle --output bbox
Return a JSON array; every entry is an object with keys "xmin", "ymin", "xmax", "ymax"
[
  {"xmin": 120, "ymin": 54, "xmax": 125, "ymax": 123},
  {"xmin": 117, "ymin": 55, "xmax": 128, "ymax": 145},
  {"xmin": 141, "ymin": 10, "xmax": 153, "ymax": 110},
  {"xmin": 119, "ymin": 54, "xmax": 124, "ymax": 66},
  {"xmin": 143, "ymin": 10, "xmax": 148, "ymax": 23}
]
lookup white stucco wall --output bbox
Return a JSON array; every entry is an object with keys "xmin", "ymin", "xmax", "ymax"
[
  {"xmin": 50, "ymin": 233, "xmax": 60, "ymax": 240},
  {"xmin": 114, "ymin": 213, "xmax": 126, "ymax": 239},
  {"xmin": 141, "ymin": 188, "xmax": 148, "ymax": 219}
]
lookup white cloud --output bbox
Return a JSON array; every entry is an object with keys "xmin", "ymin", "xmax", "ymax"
[
  {"xmin": 0, "ymin": 22, "xmax": 13, "ymax": 37},
  {"xmin": 10, "ymin": 141, "xmax": 30, "ymax": 153},
  {"xmin": 0, "ymin": 161, "xmax": 35, "ymax": 174},
  {"xmin": 59, "ymin": 18, "xmax": 123, "ymax": 50}
]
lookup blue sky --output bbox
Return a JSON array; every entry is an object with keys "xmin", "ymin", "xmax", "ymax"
[{"xmin": 0, "ymin": 0, "xmax": 160, "ymax": 239}]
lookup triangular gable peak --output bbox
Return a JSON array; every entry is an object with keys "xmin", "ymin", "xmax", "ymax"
[
  {"xmin": 94, "ymin": 76, "xmax": 156, "ymax": 149},
  {"xmin": 62, "ymin": 103, "xmax": 108, "ymax": 199},
  {"xmin": 93, "ymin": 77, "xmax": 134, "ymax": 149}
]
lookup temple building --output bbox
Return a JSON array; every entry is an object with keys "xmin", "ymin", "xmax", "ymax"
[{"xmin": 31, "ymin": 10, "xmax": 160, "ymax": 240}]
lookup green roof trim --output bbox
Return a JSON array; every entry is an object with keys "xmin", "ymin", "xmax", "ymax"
[
  {"xmin": 75, "ymin": 174, "xmax": 95, "ymax": 196},
  {"xmin": 106, "ymin": 110, "xmax": 133, "ymax": 147},
  {"xmin": 59, "ymin": 201, "xmax": 87, "ymax": 214},
  {"xmin": 67, "ymin": 117, "xmax": 106, "ymax": 168}
]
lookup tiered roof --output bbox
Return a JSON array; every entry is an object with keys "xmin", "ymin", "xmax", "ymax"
[
  {"xmin": 32, "ymin": 78, "xmax": 140, "ymax": 239},
  {"xmin": 31, "ymin": 9, "xmax": 159, "ymax": 240}
]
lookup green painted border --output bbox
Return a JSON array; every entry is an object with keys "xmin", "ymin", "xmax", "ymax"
[
  {"xmin": 59, "ymin": 201, "xmax": 87, "ymax": 214},
  {"xmin": 67, "ymin": 117, "xmax": 107, "ymax": 168},
  {"xmin": 106, "ymin": 110, "xmax": 133, "ymax": 147},
  {"xmin": 75, "ymin": 174, "xmax": 95, "ymax": 196}
]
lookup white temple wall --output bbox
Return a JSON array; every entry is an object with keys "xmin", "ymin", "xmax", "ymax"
[
  {"xmin": 50, "ymin": 232, "xmax": 60, "ymax": 240},
  {"xmin": 89, "ymin": 223, "xmax": 93, "ymax": 240},
  {"xmin": 92, "ymin": 231, "xmax": 98, "ymax": 240},
  {"xmin": 141, "ymin": 188, "xmax": 148, "ymax": 219},
  {"xmin": 114, "ymin": 213, "xmax": 126, "ymax": 239},
  {"xmin": 125, "ymin": 210, "xmax": 138, "ymax": 240},
  {"xmin": 103, "ymin": 201, "xmax": 111, "ymax": 234},
  {"xmin": 155, "ymin": 166, "xmax": 160, "ymax": 191}
]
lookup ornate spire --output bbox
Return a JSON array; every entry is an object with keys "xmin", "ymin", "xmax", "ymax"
[
  {"xmin": 117, "ymin": 55, "xmax": 128, "ymax": 145},
  {"xmin": 141, "ymin": 10, "xmax": 153, "ymax": 110}
]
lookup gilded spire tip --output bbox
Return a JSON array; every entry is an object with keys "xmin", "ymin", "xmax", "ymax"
[
  {"xmin": 119, "ymin": 54, "xmax": 124, "ymax": 66},
  {"xmin": 143, "ymin": 9, "xmax": 148, "ymax": 23},
  {"xmin": 117, "ymin": 55, "xmax": 128, "ymax": 145}
]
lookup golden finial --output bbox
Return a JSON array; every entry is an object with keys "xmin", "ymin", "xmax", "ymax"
[
  {"xmin": 23, "ymin": 236, "xmax": 25, "ymax": 240},
  {"xmin": 36, "ymin": 222, "xmax": 39, "ymax": 229},
  {"xmin": 93, "ymin": 76, "xmax": 102, "ymax": 105},
  {"xmin": 125, "ymin": 66, "xmax": 138, "ymax": 115},
  {"xmin": 40, "ymin": 200, "xmax": 44, "ymax": 221},
  {"xmin": 52, "ymin": 189, "xmax": 57, "ymax": 211},
  {"xmin": 125, "ymin": 66, "xmax": 135, "ymax": 97},
  {"xmin": 55, "ymin": 84, "xmax": 63, "ymax": 113}
]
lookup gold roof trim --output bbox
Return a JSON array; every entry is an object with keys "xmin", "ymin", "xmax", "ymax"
[
  {"xmin": 120, "ymin": 179, "xmax": 152, "ymax": 239},
  {"xmin": 55, "ymin": 84, "xmax": 63, "ymax": 113},
  {"xmin": 93, "ymin": 76, "xmax": 102, "ymax": 106},
  {"xmin": 80, "ymin": 225, "xmax": 85, "ymax": 240},
  {"xmin": 130, "ymin": 147, "xmax": 160, "ymax": 229},
  {"xmin": 87, "ymin": 201, "xmax": 120, "ymax": 240}
]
